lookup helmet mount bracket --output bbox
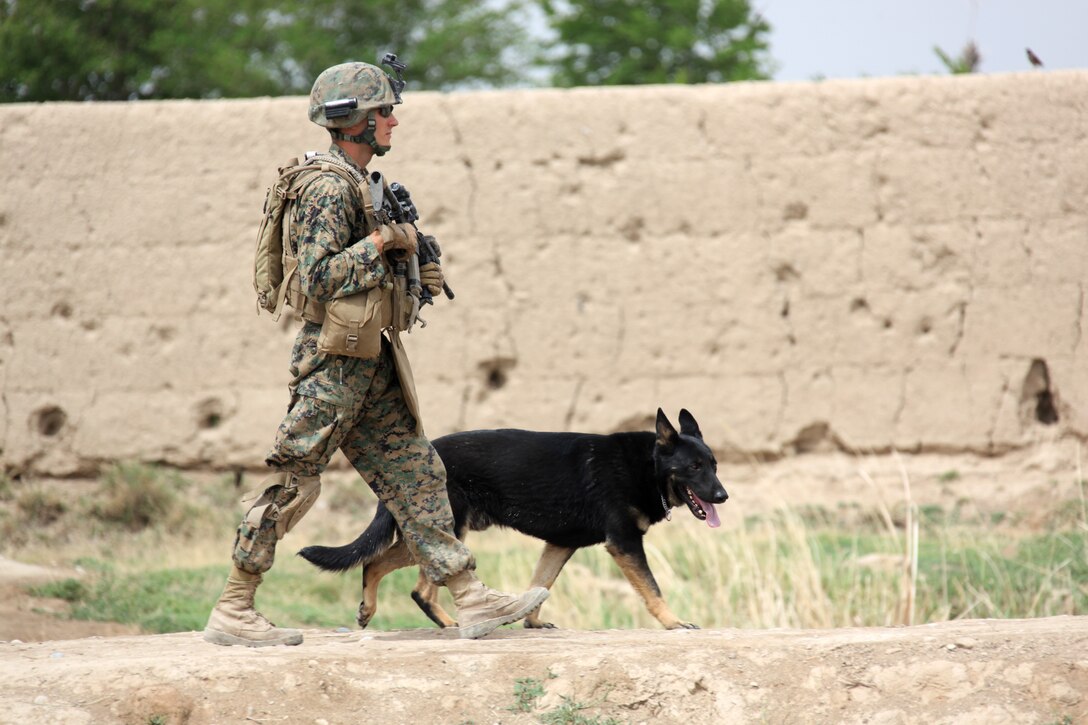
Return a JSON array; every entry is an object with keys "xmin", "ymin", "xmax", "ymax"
[{"xmin": 381, "ymin": 53, "xmax": 407, "ymax": 103}]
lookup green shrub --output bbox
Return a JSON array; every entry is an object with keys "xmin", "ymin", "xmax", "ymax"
[
  {"xmin": 509, "ymin": 677, "xmax": 545, "ymax": 712},
  {"xmin": 16, "ymin": 486, "xmax": 66, "ymax": 525},
  {"xmin": 91, "ymin": 462, "xmax": 185, "ymax": 530},
  {"xmin": 30, "ymin": 578, "xmax": 87, "ymax": 602}
]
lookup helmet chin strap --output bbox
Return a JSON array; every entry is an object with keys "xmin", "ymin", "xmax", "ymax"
[{"xmin": 330, "ymin": 111, "xmax": 390, "ymax": 156}]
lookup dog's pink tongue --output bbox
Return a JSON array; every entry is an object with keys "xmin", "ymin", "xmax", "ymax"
[{"xmin": 693, "ymin": 494, "xmax": 721, "ymax": 528}]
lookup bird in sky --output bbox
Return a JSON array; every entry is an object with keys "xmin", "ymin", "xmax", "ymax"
[{"xmin": 1026, "ymin": 48, "xmax": 1044, "ymax": 68}]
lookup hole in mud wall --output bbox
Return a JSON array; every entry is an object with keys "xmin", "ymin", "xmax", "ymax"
[
  {"xmin": 774, "ymin": 263, "xmax": 800, "ymax": 283},
  {"xmin": 1019, "ymin": 359, "xmax": 1060, "ymax": 426},
  {"xmin": 51, "ymin": 302, "xmax": 73, "ymax": 319},
  {"xmin": 620, "ymin": 216, "xmax": 644, "ymax": 242},
  {"xmin": 790, "ymin": 421, "xmax": 838, "ymax": 454},
  {"xmin": 151, "ymin": 325, "xmax": 176, "ymax": 342},
  {"xmin": 478, "ymin": 358, "xmax": 516, "ymax": 392},
  {"xmin": 783, "ymin": 201, "xmax": 808, "ymax": 221},
  {"xmin": 32, "ymin": 406, "xmax": 67, "ymax": 437},
  {"xmin": 196, "ymin": 398, "xmax": 225, "ymax": 429},
  {"xmin": 1035, "ymin": 390, "xmax": 1059, "ymax": 425}
]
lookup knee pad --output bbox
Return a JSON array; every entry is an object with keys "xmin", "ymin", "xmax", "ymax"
[{"xmin": 232, "ymin": 473, "xmax": 322, "ymax": 574}]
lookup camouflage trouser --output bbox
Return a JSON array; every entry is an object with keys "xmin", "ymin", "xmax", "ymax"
[{"xmin": 233, "ymin": 339, "xmax": 474, "ymax": 584}]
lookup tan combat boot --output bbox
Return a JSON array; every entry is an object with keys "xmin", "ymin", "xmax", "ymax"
[
  {"xmin": 203, "ymin": 567, "xmax": 303, "ymax": 647},
  {"xmin": 446, "ymin": 570, "xmax": 549, "ymax": 639}
]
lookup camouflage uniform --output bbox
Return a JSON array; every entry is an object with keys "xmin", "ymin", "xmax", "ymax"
[{"xmin": 234, "ymin": 144, "xmax": 474, "ymax": 585}]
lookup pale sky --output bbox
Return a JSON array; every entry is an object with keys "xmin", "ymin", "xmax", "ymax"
[{"xmin": 757, "ymin": 0, "xmax": 1085, "ymax": 81}]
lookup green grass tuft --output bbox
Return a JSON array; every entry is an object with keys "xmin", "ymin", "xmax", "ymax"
[
  {"xmin": 509, "ymin": 677, "xmax": 546, "ymax": 712},
  {"xmin": 91, "ymin": 461, "xmax": 189, "ymax": 531},
  {"xmin": 16, "ymin": 486, "xmax": 67, "ymax": 525}
]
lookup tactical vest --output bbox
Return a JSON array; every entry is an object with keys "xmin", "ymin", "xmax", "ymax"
[
  {"xmin": 255, "ymin": 153, "xmax": 424, "ymax": 428},
  {"xmin": 255, "ymin": 153, "xmax": 398, "ymax": 358},
  {"xmin": 282, "ymin": 154, "xmax": 374, "ymax": 326}
]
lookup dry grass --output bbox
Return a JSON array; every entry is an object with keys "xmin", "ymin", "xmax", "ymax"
[{"xmin": 3, "ymin": 449, "xmax": 1087, "ymax": 634}]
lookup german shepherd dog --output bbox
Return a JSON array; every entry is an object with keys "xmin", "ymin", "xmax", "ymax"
[{"xmin": 298, "ymin": 408, "xmax": 728, "ymax": 630}]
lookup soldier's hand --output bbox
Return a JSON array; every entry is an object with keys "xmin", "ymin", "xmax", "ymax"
[
  {"xmin": 379, "ymin": 223, "xmax": 418, "ymax": 254},
  {"xmin": 419, "ymin": 261, "xmax": 445, "ymax": 297},
  {"xmin": 367, "ymin": 229, "xmax": 385, "ymax": 254}
]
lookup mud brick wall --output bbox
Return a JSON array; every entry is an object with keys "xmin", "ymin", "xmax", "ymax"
[{"xmin": 1, "ymin": 70, "xmax": 1085, "ymax": 474}]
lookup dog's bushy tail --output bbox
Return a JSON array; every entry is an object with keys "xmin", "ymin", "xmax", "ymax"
[{"xmin": 297, "ymin": 502, "xmax": 398, "ymax": 572}]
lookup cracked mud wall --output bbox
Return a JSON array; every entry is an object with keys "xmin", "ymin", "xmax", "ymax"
[{"xmin": 0, "ymin": 72, "xmax": 1085, "ymax": 475}]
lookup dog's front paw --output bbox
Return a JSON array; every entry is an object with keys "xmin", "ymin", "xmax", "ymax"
[
  {"xmin": 356, "ymin": 604, "xmax": 374, "ymax": 630},
  {"xmin": 524, "ymin": 619, "xmax": 557, "ymax": 629},
  {"xmin": 668, "ymin": 621, "xmax": 700, "ymax": 630}
]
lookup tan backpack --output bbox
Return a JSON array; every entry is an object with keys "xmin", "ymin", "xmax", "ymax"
[{"xmin": 253, "ymin": 155, "xmax": 361, "ymax": 320}]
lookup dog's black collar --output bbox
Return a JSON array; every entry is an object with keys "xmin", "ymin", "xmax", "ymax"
[{"xmin": 654, "ymin": 458, "xmax": 672, "ymax": 521}]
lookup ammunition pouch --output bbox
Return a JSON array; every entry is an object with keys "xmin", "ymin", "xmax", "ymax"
[
  {"xmin": 317, "ymin": 283, "xmax": 394, "ymax": 359},
  {"xmin": 283, "ymin": 256, "xmax": 327, "ymax": 324}
]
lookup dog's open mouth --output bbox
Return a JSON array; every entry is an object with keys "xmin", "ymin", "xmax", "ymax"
[{"xmin": 684, "ymin": 487, "xmax": 721, "ymax": 528}]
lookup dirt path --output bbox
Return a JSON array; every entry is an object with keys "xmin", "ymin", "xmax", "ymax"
[{"xmin": 1, "ymin": 615, "xmax": 1085, "ymax": 724}]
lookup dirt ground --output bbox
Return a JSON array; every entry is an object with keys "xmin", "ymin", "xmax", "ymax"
[{"xmin": 1, "ymin": 445, "xmax": 1087, "ymax": 724}]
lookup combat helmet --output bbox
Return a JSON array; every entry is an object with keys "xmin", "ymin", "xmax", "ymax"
[{"xmin": 308, "ymin": 55, "xmax": 407, "ymax": 156}]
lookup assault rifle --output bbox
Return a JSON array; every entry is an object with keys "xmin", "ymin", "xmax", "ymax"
[{"xmin": 387, "ymin": 182, "xmax": 455, "ymax": 304}]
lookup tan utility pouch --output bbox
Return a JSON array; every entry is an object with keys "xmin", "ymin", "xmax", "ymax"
[
  {"xmin": 282, "ymin": 255, "xmax": 327, "ymax": 324},
  {"xmin": 317, "ymin": 284, "xmax": 394, "ymax": 359}
]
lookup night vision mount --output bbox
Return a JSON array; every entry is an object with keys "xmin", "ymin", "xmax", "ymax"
[{"xmin": 381, "ymin": 52, "xmax": 407, "ymax": 103}]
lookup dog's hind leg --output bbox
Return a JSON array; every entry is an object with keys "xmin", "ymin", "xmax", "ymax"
[
  {"xmin": 605, "ymin": 539, "xmax": 697, "ymax": 630},
  {"xmin": 410, "ymin": 572, "xmax": 457, "ymax": 628},
  {"xmin": 357, "ymin": 537, "xmax": 414, "ymax": 629},
  {"xmin": 523, "ymin": 543, "xmax": 576, "ymax": 629}
]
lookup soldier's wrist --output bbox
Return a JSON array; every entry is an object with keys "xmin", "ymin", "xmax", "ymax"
[{"xmin": 368, "ymin": 232, "xmax": 384, "ymax": 255}]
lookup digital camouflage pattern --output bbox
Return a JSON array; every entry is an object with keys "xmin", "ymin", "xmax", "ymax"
[
  {"xmin": 232, "ymin": 473, "xmax": 290, "ymax": 575},
  {"xmin": 233, "ymin": 472, "xmax": 321, "ymax": 575},
  {"xmin": 257, "ymin": 338, "xmax": 473, "ymax": 583},
  {"xmin": 289, "ymin": 146, "xmax": 387, "ymax": 302},
  {"xmin": 231, "ymin": 144, "xmax": 474, "ymax": 585},
  {"xmin": 308, "ymin": 62, "xmax": 398, "ymax": 129}
]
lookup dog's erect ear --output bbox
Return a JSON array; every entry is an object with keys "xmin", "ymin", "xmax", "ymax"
[
  {"xmin": 678, "ymin": 408, "xmax": 703, "ymax": 439},
  {"xmin": 655, "ymin": 408, "xmax": 678, "ymax": 449}
]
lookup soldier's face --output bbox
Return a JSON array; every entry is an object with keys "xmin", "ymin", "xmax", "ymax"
[{"xmin": 373, "ymin": 108, "xmax": 398, "ymax": 148}]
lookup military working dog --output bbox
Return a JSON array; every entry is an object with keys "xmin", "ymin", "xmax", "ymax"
[{"xmin": 298, "ymin": 408, "xmax": 728, "ymax": 630}]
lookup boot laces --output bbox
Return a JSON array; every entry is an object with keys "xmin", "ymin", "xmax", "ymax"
[{"xmin": 242, "ymin": 607, "xmax": 276, "ymax": 629}]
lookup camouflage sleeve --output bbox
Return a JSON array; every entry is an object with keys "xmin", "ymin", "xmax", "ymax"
[{"xmin": 292, "ymin": 173, "xmax": 386, "ymax": 302}]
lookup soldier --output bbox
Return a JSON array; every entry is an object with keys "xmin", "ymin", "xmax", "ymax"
[{"xmin": 204, "ymin": 60, "xmax": 548, "ymax": 646}]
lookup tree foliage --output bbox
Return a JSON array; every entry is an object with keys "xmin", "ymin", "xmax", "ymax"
[
  {"xmin": 0, "ymin": 0, "xmax": 773, "ymax": 101},
  {"xmin": 934, "ymin": 41, "xmax": 981, "ymax": 75},
  {"xmin": 0, "ymin": 0, "xmax": 530, "ymax": 101},
  {"xmin": 540, "ymin": 0, "xmax": 772, "ymax": 86}
]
